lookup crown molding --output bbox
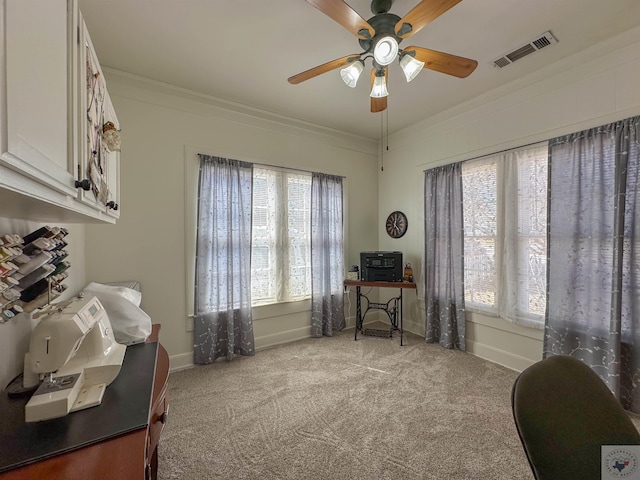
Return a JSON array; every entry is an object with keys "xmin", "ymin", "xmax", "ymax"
[{"xmin": 102, "ymin": 68, "xmax": 378, "ymax": 156}]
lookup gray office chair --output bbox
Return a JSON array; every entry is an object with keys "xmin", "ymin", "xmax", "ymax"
[{"xmin": 511, "ymin": 354, "xmax": 640, "ymax": 480}]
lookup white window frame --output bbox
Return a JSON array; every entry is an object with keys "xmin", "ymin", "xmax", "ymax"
[
  {"xmin": 462, "ymin": 142, "xmax": 548, "ymax": 328},
  {"xmin": 185, "ymin": 147, "xmax": 348, "ymax": 325},
  {"xmin": 250, "ymin": 166, "xmax": 312, "ymax": 306}
]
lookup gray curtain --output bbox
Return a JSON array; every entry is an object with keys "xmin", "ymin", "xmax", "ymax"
[
  {"xmin": 544, "ymin": 116, "xmax": 640, "ymax": 412},
  {"xmin": 424, "ymin": 163, "xmax": 466, "ymax": 350},
  {"xmin": 194, "ymin": 155, "xmax": 255, "ymax": 363},
  {"xmin": 310, "ymin": 172, "xmax": 345, "ymax": 337}
]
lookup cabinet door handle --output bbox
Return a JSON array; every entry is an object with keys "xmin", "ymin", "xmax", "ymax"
[{"xmin": 75, "ymin": 179, "xmax": 91, "ymax": 191}]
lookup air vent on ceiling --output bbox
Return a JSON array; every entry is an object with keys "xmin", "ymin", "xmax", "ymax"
[{"xmin": 491, "ymin": 31, "xmax": 558, "ymax": 69}]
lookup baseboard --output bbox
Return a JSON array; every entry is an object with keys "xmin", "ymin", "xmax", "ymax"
[
  {"xmin": 403, "ymin": 317, "xmax": 424, "ymax": 337},
  {"xmin": 170, "ymin": 328, "xmax": 540, "ymax": 374},
  {"xmin": 466, "ymin": 339, "xmax": 539, "ymax": 372},
  {"xmin": 345, "ymin": 311, "xmax": 386, "ymax": 329},
  {"xmin": 345, "ymin": 314, "xmax": 356, "ymax": 329},
  {"xmin": 169, "ymin": 325, "xmax": 314, "ymax": 373},
  {"xmin": 168, "ymin": 352, "xmax": 194, "ymax": 372},
  {"xmin": 255, "ymin": 325, "xmax": 311, "ymax": 351}
]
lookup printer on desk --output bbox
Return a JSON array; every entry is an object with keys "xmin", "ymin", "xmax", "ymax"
[{"xmin": 360, "ymin": 251, "xmax": 403, "ymax": 282}]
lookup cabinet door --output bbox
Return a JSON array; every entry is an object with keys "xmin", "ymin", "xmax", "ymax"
[
  {"xmin": 102, "ymin": 93, "xmax": 121, "ymax": 219},
  {"xmin": 76, "ymin": 16, "xmax": 120, "ymax": 219},
  {"xmin": 1, "ymin": 0, "xmax": 77, "ymax": 197}
]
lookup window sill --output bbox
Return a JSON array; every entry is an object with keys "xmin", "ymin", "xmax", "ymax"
[
  {"xmin": 252, "ymin": 298, "xmax": 312, "ymax": 321},
  {"xmin": 465, "ymin": 304, "xmax": 544, "ymax": 330},
  {"xmin": 467, "ymin": 310, "xmax": 544, "ymax": 341}
]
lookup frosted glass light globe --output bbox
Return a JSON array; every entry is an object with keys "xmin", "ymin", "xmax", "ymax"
[{"xmin": 373, "ymin": 36, "xmax": 398, "ymax": 66}]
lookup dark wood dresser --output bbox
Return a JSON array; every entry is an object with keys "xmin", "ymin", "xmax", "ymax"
[{"xmin": 0, "ymin": 324, "xmax": 170, "ymax": 480}]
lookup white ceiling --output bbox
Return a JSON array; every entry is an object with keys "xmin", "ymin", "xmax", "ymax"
[{"xmin": 77, "ymin": 0, "xmax": 640, "ymax": 140}]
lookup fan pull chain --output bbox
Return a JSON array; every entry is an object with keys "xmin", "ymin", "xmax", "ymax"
[
  {"xmin": 380, "ymin": 111, "xmax": 384, "ymax": 172},
  {"xmin": 386, "ymin": 106, "xmax": 389, "ymax": 153},
  {"xmin": 380, "ymin": 105, "xmax": 389, "ymax": 172}
]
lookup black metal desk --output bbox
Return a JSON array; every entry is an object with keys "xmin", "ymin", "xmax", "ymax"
[{"xmin": 344, "ymin": 280, "xmax": 416, "ymax": 345}]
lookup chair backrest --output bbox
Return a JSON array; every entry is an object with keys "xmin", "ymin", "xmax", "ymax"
[{"xmin": 511, "ymin": 355, "xmax": 640, "ymax": 480}]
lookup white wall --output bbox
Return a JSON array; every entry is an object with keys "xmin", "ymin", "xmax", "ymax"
[
  {"xmin": 84, "ymin": 72, "xmax": 380, "ymax": 370},
  {"xmin": 377, "ymin": 26, "xmax": 640, "ymax": 371}
]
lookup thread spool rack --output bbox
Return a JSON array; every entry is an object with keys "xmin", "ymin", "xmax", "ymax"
[{"xmin": 0, "ymin": 226, "xmax": 70, "ymax": 322}]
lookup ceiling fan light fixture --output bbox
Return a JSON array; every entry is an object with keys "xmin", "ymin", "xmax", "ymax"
[
  {"xmin": 399, "ymin": 53, "xmax": 425, "ymax": 82},
  {"xmin": 340, "ymin": 60, "xmax": 364, "ymax": 88},
  {"xmin": 370, "ymin": 73, "xmax": 388, "ymax": 98},
  {"xmin": 289, "ymin": 0, "xmax": 479, "ymax": 113},
  {"xmin": 373, "ymin": 36, "xmax": 399, "ymax": 66}
]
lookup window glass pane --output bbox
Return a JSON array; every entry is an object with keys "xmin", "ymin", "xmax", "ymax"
[
  {"xmin": 517, "ymin": 150, "xmax": 547, "ymax": 317},
  {"xmin": 461, "ymin": 143, "xmax": 548, "ymax": 325},
  {"xmin": 462, "ymin": 160, "xmax": 497, "ymax": 308},
  {"xmin": 286, "ymin": 174, "xmax": 311, "ymax": 300},
  {"xmin": 251, "ymin": 167, "xmax": 312, "ymax": 306},
  {"xmin": 251, "ymin": 169, "xmax": 278, "ymax": 304}
]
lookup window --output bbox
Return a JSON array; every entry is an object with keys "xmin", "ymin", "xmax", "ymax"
[
  {"xmin": 461, "ymin": 159, "xmax": 497, "ymax": 307},
  {"xmin": 251, "ymin": 167, "xmax": 312, "ymax": 306},
  {"xmin": 462, "ymin": 143, "xmax": 548, "ymax": 326},
  {"xmin": 516, "ymin": 152, "xmax": 548, "ymax": 317}
]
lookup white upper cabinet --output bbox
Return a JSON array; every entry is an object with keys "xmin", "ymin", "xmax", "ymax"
[
  {"xmin": 0, "ymin": 0, "xmax": 120, "ymax": 223},
  {"xmin": 76, "ymin": 13, "xmax": 120, "ymax": 219},
  {"xmin": 3, "ymin": 0, "xmax": 76, "ymax": 196}
]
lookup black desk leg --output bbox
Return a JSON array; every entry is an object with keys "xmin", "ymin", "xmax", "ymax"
[
  {"xmin": 400, "ymin": 288, "xmax": 404, "ymax": 346},
  {"xmin": 354, "ymin": 286, "xmax": 362, "ymax": 341}
]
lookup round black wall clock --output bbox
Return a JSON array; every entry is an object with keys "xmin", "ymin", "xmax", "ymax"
[{"xmin": 386, "ymin": 211, "xmax": 408, "ymax": 238}]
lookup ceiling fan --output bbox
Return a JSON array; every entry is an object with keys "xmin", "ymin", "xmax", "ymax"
[{"xmin": 288, "ymin": 0, "xmax": 478, "ymax": 113}]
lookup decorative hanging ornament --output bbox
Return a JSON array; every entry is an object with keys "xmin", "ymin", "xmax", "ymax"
[{"xmin": 102, "ymin": 121, "xmax": 121, "ymax": 152}]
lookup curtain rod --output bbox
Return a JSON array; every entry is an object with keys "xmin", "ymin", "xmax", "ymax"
[
  {"xmin": 425, "ymin": 112, "xmax": 640, "ymax": 172},
  {"xmin": 467, "ymin": 140, "xmax": 548, "ymax": 162},
  {"xmin": 422, "ymin": 140, "xmax": 547, "ymax": 172},
  {"xmin": 254, "ymin": 161, "xmax": 346, "ymax": 179},
  {"xmin": 198, "ymin": 152, "xmax": 341, "ymax": 179}
]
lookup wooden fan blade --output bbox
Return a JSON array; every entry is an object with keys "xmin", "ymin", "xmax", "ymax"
[
  {"xmin": 395, "ymin": 0, "xmax": 462, "ymax": 39},
  {"xmin": 405, "ymin": 46, "xmax": 478, "ymax": 78},
  {"xmin": 370, "ymin": 67, "xmax": 388, "ymax": 113},
  {"xmin": 288, "ymin": 54, "xmax": 361, "ymax": 84},
  {"xmin": 306, "ymin": 0, "xmax": 374, "ymax": 39}
]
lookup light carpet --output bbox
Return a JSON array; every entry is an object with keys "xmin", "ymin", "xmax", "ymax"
[{"xmin": 159, "ymin": 330, "xmax": 535, "ymax": 480}]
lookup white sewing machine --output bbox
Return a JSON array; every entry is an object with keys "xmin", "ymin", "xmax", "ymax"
[{"xmin": 23, "ymin": 296, "xmax": 127, "ymax": 422}]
